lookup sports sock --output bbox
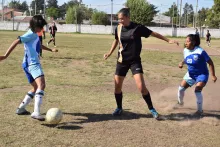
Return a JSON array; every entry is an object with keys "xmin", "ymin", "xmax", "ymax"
[
  {"xmin": 178, "ymin": 86, "xmax": 186, "ymax": 104},
  {"xmin": 18, "ymin": 91, "xmax": 35, "ymax": 109},
  {"xmin": 142, "ymin": 92, "xmax": 154, "ymax": 110},
  {"xmin": 34, "ymin": 89, "xmax": 44, "ymax": 114},
  {"xmin": 195, "ymin": 90, "xmax": 203, "ymax": 112},
  {"xmin": 115, "ymin": 92, "xmax": 122, "ymax": 109}
]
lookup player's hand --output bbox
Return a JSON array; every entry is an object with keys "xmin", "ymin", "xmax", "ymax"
[
  {"xmin": 168, "ymin": 40, "xmax": 179, "ymax": 46},
  {"xmin": 103, "ymin": 53, "xmax": 110, "ymax": 60},
  {"xmin": 212, "ymin": 75, "xmax": 217, "ymax": 83},
  {"xmin": 0, "ymin": 55, "xmax": 7, "ymax": 61},
  {"xmin": 178, "ymin": 62, "xmax": 184, "ymax": 68},
  {"xmin": 52, "ymin": 49, "xmax": 58, "ymax": 52}
]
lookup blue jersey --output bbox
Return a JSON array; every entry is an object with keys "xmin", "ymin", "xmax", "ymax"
[
  {"xmin": 19, "ymin": 29, "xmax": 41, "ymax": 68},
  {"xmin": 184, "ymin": 46, "xmax": 210, "ymax": 79}
]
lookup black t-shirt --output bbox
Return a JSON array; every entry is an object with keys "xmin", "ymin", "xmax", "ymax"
[
  {"xmin": 206, "ymin": 33, "xmax": 211, "ymax": 38},
  {"xmin": 115, "ymin": 22, "xmax": 152, "ymax": 63},
  {"xmin": 49, "ymin": 26, "xmax": 57, "ymax": 35}
]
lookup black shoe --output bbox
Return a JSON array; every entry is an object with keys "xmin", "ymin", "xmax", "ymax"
[{"xmin": 112, "ymin": 108, "xmax": 123, "ymax": 116}]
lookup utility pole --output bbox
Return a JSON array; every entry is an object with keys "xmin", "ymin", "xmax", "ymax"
[
  {"xmin": 12, "ymin": 0, "xmax": 14, "ymax": 31},
  {"xmin": 195, "ymin": 0, "xmax": 198, "ymax": 28},
  {"xmin": 44, "ymin": 0, "xmax": 46, "ymax": 19},
  {"xmin": 33, "ymin": 0, "xmax": 36, "ymax": 15},
  {"xmin": 111, "ymin": 0, "xmax": 113, "ymax": 34},
  {"xmin": 172, "ymin": 2, "xmax": 175, "ymax": 29},
  {"xmin": 1, "ymin": 0, "xmax": 4, "ymax": 21},
  {"xmin": 176, "ymin": 0, "xmax": 179, "ymax": 27},
  {"xmin": 179, "ymin": 0, "xmax": 182, "ymax": 28}
]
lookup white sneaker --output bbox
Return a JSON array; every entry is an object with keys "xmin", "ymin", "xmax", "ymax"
[
  {"xmin": 54, "ymin": 45, "xmax": 57, "ymax": 47},
  {"xmin": 31, "ymin": 112, "xmax": 45, "ymax": 121}
]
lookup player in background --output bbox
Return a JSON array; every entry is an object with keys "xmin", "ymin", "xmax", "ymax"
[
  {"xmin": 0, "ymin": 15, "xmax": 58, "ymax": 121},
  {"xmin": 37, "ymin": 27, "xmax": 46, "ymax": 57},
  {"xmin": 47, "ymin": 22, "xmax": 57, "ymax": 47},
  {"xmin": 206, "ymin": 30, "xmax": 211, "ymax": 47},
  {"xmin": 104, "ymin": 8, "xmax": 179, "ymax": 119},
  {"xmin": 177, "ymin": 34, "xmax": 217, "ymax": 115}
]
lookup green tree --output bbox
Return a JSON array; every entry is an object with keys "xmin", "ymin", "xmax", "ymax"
[
  {"xmin": 92, "ymin": 11, "xmax": 109, "ymax": 25},
  {"xmin": 66, "ymin": 6, "xmax": 75, "ymax": 24},
  {"xmin": 30, "ymin": 0, "xmax": 44, "ymax": 15},
  {"xmin": 59, "ymin": 3, "xmax": 67, "ymax": 19},
  {"xmin": 206, "ymin": 0, "xmax": 220, "ymax": 28},
  {"xmin": 46, "ymin": 7, "xmax": 59, "ymax": 19},
  {"xmin": 126, "ymin": 0, "xmax": 157, "ymax": 25},
  {"xmin": 8, "ymin": 1, "xmax": 21, "ymax": 9},
  {"xmin": 163, "ymin": 3, "xmax": 178, "ymax": 25},
  {"xmin": 182, "ymin": 3, "xmax": 194, "ymax": 26},
  {"xmin": 47, "ymin": 0, "xmax": 58, "ymax": 8},
  {"xmin": 198, "ymin": 8, "xmax": 209, "ymax": 27},
  {"xmin": 20, "ymin": 1, "xmax": 29, "ymax": 12}
]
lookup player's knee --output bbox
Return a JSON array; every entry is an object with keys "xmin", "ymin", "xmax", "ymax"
[
  {"xmin": 38, "ymin": 82, "xmax": 46, "ymax": 90},
  {"xmin": 178, "ymin": 86, "xmax": 186, "ymax": 92},
  {"xmin": 194, "ymin": 88, "xmax": 202, "ymax": 93}
]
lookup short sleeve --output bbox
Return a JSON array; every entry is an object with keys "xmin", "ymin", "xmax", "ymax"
[
  {"xmin": 115, "ymin": 27, "xmax": 118, "ymax": 40},
  {"xmin": 18, "ymin": 32, "xmax": 36, "ymax": 43},
  {"xmin": 201, "ymin": 50, "xmax": 210, "ymax": 62},
  {"xmin": 139, "ymin": 25, "xmax": 152, "ymax": 38}
]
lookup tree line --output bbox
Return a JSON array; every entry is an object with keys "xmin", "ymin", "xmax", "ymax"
[{"xmin": 5, "ymin": 0, "xmax": 220, "ymax": 28}]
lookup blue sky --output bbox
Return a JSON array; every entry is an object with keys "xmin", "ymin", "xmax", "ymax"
[{"xmin": 4, "ymin": 0, "xmax": 214, "ymax": 14}]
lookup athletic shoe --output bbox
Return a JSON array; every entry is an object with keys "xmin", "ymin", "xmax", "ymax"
[
  {"xmin": 150, "ymin": 108, "xmax": 159, "ymax": 119},
  {"xmin": 194, "ymin": 110, "xmax": 203, "ymax": 116},
  {"xmin": 112, "ymin": 108, "xmax": 123, "ymax": 116},
  {"xmin": 16, "ymin": 108, "xmax": 30, "ymax": 115},
  {"xmin": 54, "ymin": 46, "xmax": 57, "ymax": 47},
  {"xmin": 31, "ymin": 112, "xmax": 45, "ymax": 121},
  {"xmin": 173, "ymin": 101, "xmax": 184, "ymax": 109}
]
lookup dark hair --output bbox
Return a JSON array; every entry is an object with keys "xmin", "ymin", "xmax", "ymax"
[
  {"xmin": 118, "ymin": 8, "xmax": 130, "ymax": 17},
  {"xmin": 187, "ymin": 34, "xmax": 200, "ymax": 47},
  {"xmin": 29, "ymin": 15, "xmax": 47, "ymax": 32}
]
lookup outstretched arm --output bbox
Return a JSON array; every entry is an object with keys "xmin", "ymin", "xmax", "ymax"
[
  {"xmin": 207, "ymin": 59, "xmax": 217, "ymax": 82},
  {"xmin": 179, "ymin": 60, "xmax": 185, "ymax": 68},
  {"xmin": 41, "ymin": 45, "xmax": 58, "ymax": 52},
  {"xmin": 104, "ymin": 39, "xmax": 119, "ymax": 60},
  {"xmin": 0, "ymin": 39, "xmax": 20, "ymax": 61},
  {"xmin": 151, "ymin": 31, "xmax": 179, "ymax": 46}
]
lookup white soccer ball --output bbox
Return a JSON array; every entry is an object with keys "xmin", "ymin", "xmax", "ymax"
[{"xmin": 45, "ymin": 108, "xmax": 63, "ymax": 124}]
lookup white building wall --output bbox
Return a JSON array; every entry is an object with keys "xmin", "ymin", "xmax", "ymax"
[{"xmin": 0, "ymin": 22, "xmax": 219, "ymax": 38}]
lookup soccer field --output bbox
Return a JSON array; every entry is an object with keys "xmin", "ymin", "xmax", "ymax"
[{"xmin": 0, "ymin": 31, "xmax": 220, "ymax": 146}]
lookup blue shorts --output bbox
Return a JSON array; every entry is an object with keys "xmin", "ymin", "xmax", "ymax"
[
  {"xmin": 183, "ymin": 72, "xmax": 209, "ymax": 86},
  {"xmin": 23, "ymin": 64, "xmax": 44, "ymax": 83}
]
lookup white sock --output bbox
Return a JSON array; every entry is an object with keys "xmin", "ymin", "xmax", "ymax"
[
  {"xmin": 33, "ymin": 89, "xmax": 44, "ymax": 115},
  {"xmin": 18, "ymin": 91, "xmax": 35, "ymax": 109},
  {"xmin": 178, "ymin": 86, "xmax": 186, "ymax": 104},
  {"xmin": 195, "ymin": 91, "xmax": 203, "ymax": 112}
]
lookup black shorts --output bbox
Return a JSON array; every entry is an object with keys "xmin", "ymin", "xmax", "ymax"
[
  {"xmin": 50, "ymin": 34, "xmax": 55, "ymax": 38},
  {"xmin": 115, "ymin": 61, "xmax": 143, "ymax": 77}
]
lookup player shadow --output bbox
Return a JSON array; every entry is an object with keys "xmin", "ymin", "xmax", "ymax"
[
  {"xmin": 61, "ymin": 109, "xmax": 154, "ymax": 125},
  {"xmin": 41, "ymin": 123, "xmax": 83, "ymax": 130},
  {"xmin": 160, "ymin": 111, "xmax": 220, "ymax": 121}
]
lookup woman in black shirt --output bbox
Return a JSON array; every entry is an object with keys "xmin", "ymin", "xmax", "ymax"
[
  {"xmin": 47, "ymin": 22, "xmax": 57, "ymax": 47},
  {"xmin": 104, "ymin": 8, "xmax": 179, "ymax": 119}
]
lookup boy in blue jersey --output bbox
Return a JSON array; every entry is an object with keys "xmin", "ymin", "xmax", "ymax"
[
  {"xmin": 0, "ymin": 15, "xmax": 58, "ymax": 121},
  {"xmin": 177, "ymin": 34, "xmax": 217, "ymax": 115}
]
